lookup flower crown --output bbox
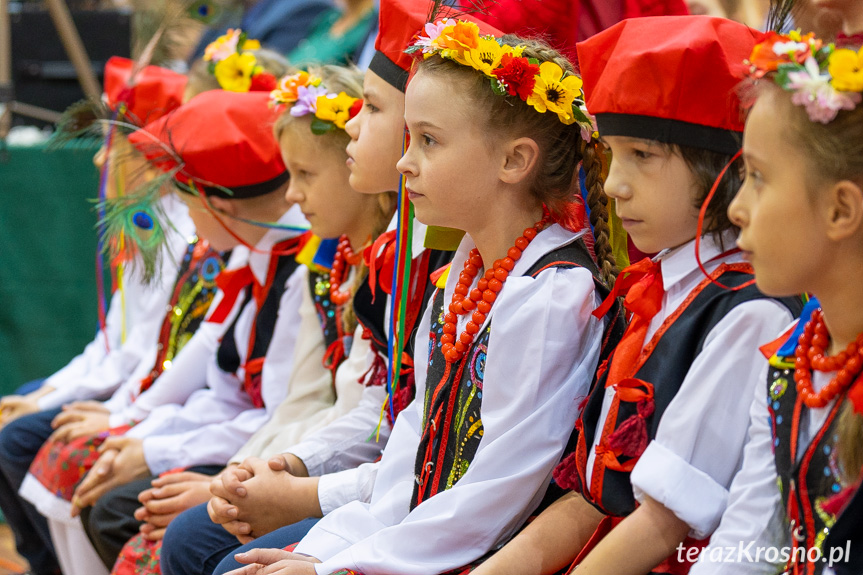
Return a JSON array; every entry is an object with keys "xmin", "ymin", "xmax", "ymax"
[
  {"xmin": 746, "ymin": 31, "xmax": 863, "ymax": 124},
  {"xmin": 406, "ymin": 19, "xmax": 596, "ymax": 140},
  {"xmin": 204, "ymin": 29, "xmax": 277, "ymax": 93},
  {"xmin": 270, "ymin": 71, "xmax": 363, "ymax": 134}
]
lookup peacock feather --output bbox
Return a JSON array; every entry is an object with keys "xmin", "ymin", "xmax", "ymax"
[
  {"xmin": 97, "ymin": 170, "xmax": 179, "ymax": 284},
  {"xmin": 426, "ymin": 0, "xmax": 501, "ymax": 23},
  {"xmin": 766, "ymin": 0, "xmax": 798, "ymax": 33}
]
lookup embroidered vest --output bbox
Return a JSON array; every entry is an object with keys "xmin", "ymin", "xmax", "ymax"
[
  {"xmin": 216, "ymin": 237, "xmax": 303, "ymax": 408},
  {"xmin": 574, "ymin": 266, "xmax": 802, "ymax": 575},
  {"xmin": 353, "ymin": 247, "xmax": 454, "ymax": 422},
  {"xmin": 768, "ymin": 352, "xmax": 847, "ymax": 575},
  {"xmin": 139, "ymin": 238, "xmax": 225, "ymax": 393},
  {"xmin": 309, "ymin": 270, "xmax": 353, "ymax": 388},
  {"xmin": 410, "ymin": 239, "xmax": 621, "ymax": 510}
]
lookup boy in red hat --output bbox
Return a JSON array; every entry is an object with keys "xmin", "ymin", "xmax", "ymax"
[
  {"xmin": 468, "ymin": 15, "xmax": 803, "ymax": 575},
  {"xmin": 0, "ymin": 56, "xmax": 191, "ymax": 575},
  {"xmin": 39, "ymin": 89, "xmax": 318, "ymax": 575}
]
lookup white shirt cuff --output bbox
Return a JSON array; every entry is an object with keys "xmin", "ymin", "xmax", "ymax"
[{"xmin": 631, "ymin": 440, "xmax": 728, "ymax": 539}]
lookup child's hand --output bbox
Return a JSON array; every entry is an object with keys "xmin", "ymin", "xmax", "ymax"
[
  {"xmin": 0, "ymin": 395, "xmax": 40, "ymax": 428},
  {"xmin": 134, "ymin": 471, "xmax": 215, "ymax": 541},
  {"xmin": 224, "ymin": 549, "xmax": 320, "ymax": 575},
  {"xmin": 71, "ymin": 436, "xmax": 150, "ymax": 515},
  {"xmin": 62, "ymin": 400, "xmax": 109, "ymax": 414},
  {"xmin": 208, "ymin": 457, "xmax": 320, "ymax": 543},
  {"xmin": 49, "ymin": 410, "xmax": 110, "ymax": 443}
]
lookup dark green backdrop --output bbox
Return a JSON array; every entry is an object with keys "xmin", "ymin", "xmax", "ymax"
[{"xmin": 0, "ymin": 141, "xmax": 105, "ymax": 396}]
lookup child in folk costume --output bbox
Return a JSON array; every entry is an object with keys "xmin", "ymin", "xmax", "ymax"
[
  {"xmin": 113, "ymin": 64, "xmax": 395, "ymax": 575},
  {"xmin": 198, "ymin": 4, "xmax": 481, "ymax": 572},
  {"xmin": 224, "ymin": 16, "xmax": 621, "ymax": 575},
  {"xmin": 28, "ymin": 89, "xmax": 313, "ymax": 575},
  {"xmin": 0, "ymin": 56, "xmax": 190, "ymax": 575},
  {"xmin": 469, "ymin": 16, "xmax": 803, "ymax": 575},
  {"xmin": 690, "ymin": 33, "xmax": 863, "ymax": 575}
]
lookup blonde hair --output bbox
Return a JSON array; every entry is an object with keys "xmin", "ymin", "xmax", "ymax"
[
  {"xmin": 415, "ymin": 37, "xmax": 618, "ymax": 287},
  {"xmin": 275, "ymin": 64, "xmax": 396, "ymax": 331}
]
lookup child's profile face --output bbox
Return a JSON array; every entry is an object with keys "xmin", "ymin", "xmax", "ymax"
[
  {"xmin": 281, "ymin": 127, "xmax": 371, "ymax": 241},
  {"xmin": 602, "ymin": 136, "xmax": 701, "ymax": 254},
  {"xmin": 729, "ymin": 92, "xmax": 828, "ymax": 297},
  {"xmin": 175, "ymin": 190, "xmax": 237, "ymax": 252},
  {"xmin": 344, "ymin": 70, "xmax": 406, "ymax": 195},
  {"xmin": 398, "ymin": 70, "xmax": 502, "ymax": 230}
]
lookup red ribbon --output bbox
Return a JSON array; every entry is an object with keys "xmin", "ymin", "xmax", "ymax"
[
  {"xmin": 594, "ymin": 257, "xmax": 664, "ymax": 386},
  {"xmin": 208, "ymin": 266, "xmax": 256, "ymax": 324},
  {"xmin": 364, "ymin": 229, "xmax": 397, "ymax": 302}
]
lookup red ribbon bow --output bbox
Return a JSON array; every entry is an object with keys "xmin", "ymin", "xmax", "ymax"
[
  {"xmin": 595, "ymin": 258, "xmax": 665, "ymax": 386},
  {"xmin": 208, "ymin": 266, "xmax": 256, "ymax": 324}
]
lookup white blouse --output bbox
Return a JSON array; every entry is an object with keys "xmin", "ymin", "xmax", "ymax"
[{"xmin": 294, "ymin": 224, "xmax": 605, "ymax": 575}]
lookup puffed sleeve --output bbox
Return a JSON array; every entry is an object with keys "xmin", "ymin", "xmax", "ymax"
[
  {"xmin": 630, "ymin": 299, "xmax": 793, "ymax": 539},
  {"xmin": 136, "ymin": 267, "xmax": 306, "ymax": 474},
  {"xmin": 297, "ymin": 264, "xmax": 603, "ymax": 575}
]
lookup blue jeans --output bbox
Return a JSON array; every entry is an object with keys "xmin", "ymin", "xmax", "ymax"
[
  {"xmin": 160, "ymin": 501, "xmax": 319, "ymax": 575},
  {"xmin": 0, "ymin": 406, "xmax": 62, "ymax": 575}
]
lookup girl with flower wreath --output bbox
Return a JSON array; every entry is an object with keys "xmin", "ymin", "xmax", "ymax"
[
  {"xmin": 688, "ymin": 34, "xmax": 863, "ymax": 575},
  {"xmin": 222, "ymin": 15, "xmax": 622, "ymax": 575},
  {"xmin": 469, "ymin": 15, "xmax": 805, "ymax": 575}
]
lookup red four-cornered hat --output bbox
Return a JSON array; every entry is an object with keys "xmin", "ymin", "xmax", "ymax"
[
  {"xmin": 577, "ymin": 16, "xmax": 764, "ymax": 155},
  {"xmin": 129, "ymin": 90, "xmax": 288, "ymax": 199},
  {"xmin": 370, "ymin": 0, "xmax": 502, "ymax": 92},
  {"xmin": 103, "ymin": 56, "xmax": 187, "ymax": 127}
]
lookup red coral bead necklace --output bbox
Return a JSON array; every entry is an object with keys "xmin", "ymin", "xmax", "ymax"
[
  {"xmin": 794, "ymin": 309, "xmax": 863, "ymax": 408},
  {"xmin": 441, "ymin": 216, "xmax": 550, "ymax": 364},
  {"xmin": 329, "ymin": 235, "xmax": 363, "ymax": 306}
]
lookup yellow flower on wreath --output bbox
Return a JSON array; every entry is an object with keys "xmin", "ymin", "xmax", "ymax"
[
  {"xmin": 526, "ymin": 61, "xmax": 583, "ymax": 125},
  {"xmin": 829, "ymin": 46, "xmax": 863, "ymax": 92},
  {"xmin": 215, "ymin": 52, "xmax": 258, "ymax": 92},
  {"xmin": 465, "ymin": 37, "xmax": 511, "ymax": 75},
  {"xmin": 315, "ymin": 92, "xmax": 358, "ymax": 129}
]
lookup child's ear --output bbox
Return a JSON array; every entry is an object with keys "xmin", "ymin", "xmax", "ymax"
[
  {"xmin": 500, "ymin": 137, "xmax": 540, "ymax": 185},
  {"xmin": 826, "ymin": 179, "xmax": 863, "ymax": 241},
  {"xmin": 209, "ymin": 195, "xmax": 237, "ymax": 217}
]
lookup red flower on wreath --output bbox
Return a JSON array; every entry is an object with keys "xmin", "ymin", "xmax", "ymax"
[
  {"xmin": 250, "ymin": 72, "xmax": 278, "ymax": 92},
  {"xmin": 492, "ymin": 53, "xmax": 540, "ymax": 100}
]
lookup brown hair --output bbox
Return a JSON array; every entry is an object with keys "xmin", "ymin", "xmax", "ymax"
[
  {"xmin": 275, "ymin": 64, "xmax": 396, "ymax": 332},
  {"xmin": 415, "ymin": 36, "xmax": 618, "ymax": 287},
  {"xmin": 669, "ymin": 143, "xmax": 744, "ymax": 247},
  {"xmin": 747, "ymin": 81, "xmax": 863, "ymax": 485}
]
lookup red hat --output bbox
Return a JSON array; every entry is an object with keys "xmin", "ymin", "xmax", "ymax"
[
  {"xmin": 103, "ymin": 56, "xmax": 187, "ymax": 126},
  {"xmin": 576, "ymin": 16, "xmax": 763, "ymax": 155},
  {"xmin": 370, "ymin": 0, "xmax": 502, "ymax": 92},
  {"xmin": 128, "ymin": 90, "xmax": 288, "ymax": 199}
]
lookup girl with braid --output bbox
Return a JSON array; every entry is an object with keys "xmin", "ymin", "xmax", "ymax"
[{"xmin": 224, "ymin": 19, "xmax": 621, "ymax": 575}]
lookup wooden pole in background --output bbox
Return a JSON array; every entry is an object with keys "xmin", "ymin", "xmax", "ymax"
[{"xmin": 44, "ymin": 0, "xmax": 101, "ymax": 101}]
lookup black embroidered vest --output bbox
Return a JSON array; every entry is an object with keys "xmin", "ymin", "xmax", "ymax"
[
  {"xmin": 216, "ymin": 238, "xmax": 303, "ymax": 408},
  {"xmin": 768, "ymin": 354, "xmax": 847, "ymax": 575},
  {"xmin": 309, "ymin": 270, "xmax": 352, "ymax": 387},
  {"xmin": 140, "ymin": 237, "xmax": 225, "ymax": 393},
  {"xmin": 353, "ymin": 247, "xmax": 454, "ymax": 422},
  {"xmin": 410, "ymin": 239, "xmax": 619, "ymax": 510}
]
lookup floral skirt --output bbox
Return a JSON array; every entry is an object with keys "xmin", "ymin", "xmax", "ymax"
[{"xmin": 26, "ymin": 425, "xmax": 132, "ymax": 504}]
